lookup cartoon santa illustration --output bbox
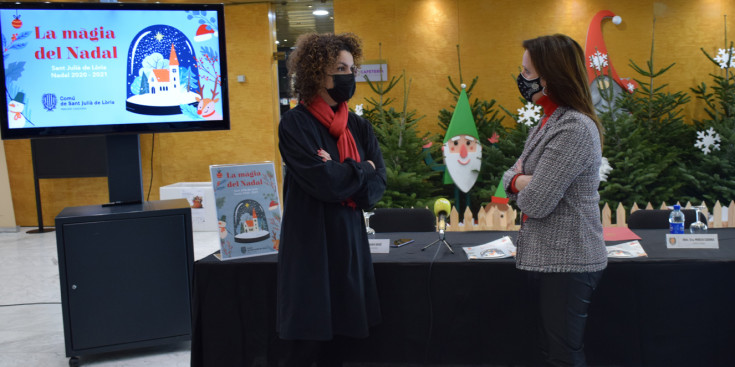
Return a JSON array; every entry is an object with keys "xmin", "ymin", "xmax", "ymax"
[{"xmin": 442, "ymin": 87, "xmax": 482, "ymax": 193}]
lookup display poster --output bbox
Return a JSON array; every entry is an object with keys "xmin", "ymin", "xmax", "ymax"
[
  {"xmin": 1, "ymin": 7, "xmax": 224, "ymax": 129},
  {"xmin": 210, "ymin": 162, "xmax": 281, "ymax": 260}
]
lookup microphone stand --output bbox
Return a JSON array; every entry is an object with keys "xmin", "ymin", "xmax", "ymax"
[{"xmin": 422, "ymin": 218, "xmax": 454, "ymax": 254}]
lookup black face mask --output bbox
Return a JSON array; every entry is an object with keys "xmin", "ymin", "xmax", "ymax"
[
  {"xmin": 517, "ymin": 73, "xmax": 543, "ymax": 103},
  {"xmin": 327, "ymin": 73, "xmax": 356, "ymax": 103}
]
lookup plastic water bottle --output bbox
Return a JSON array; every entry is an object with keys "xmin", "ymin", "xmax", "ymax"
[{"xmin": 669, "ymin": 204, "xmax": 685, "ymax": 234}]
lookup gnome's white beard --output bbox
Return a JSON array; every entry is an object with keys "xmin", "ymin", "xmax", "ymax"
[{"xmin": 444, "ymin": 145, "xmax": 482, "ymax": 193}]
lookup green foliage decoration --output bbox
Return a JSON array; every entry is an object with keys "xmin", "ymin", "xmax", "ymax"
[
  {"xmin": 688, "ymin": 42, "xmax": 735, "ymax": 206},
  {"xmin": 361, "ymin": 70, "xmax": 441, "ymax": 209},
  {"xmin": 598, "ymin": 20, "xmax": 696, "ymax": 212}
]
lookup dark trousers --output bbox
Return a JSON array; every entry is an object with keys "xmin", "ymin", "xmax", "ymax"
[
  {"xmin": 526, "ymin": 270, "xmax": 604, "ymax": 367},
  {"xmin": 282, "ymin": 336, "xmax": 349, "ymax": 367}
]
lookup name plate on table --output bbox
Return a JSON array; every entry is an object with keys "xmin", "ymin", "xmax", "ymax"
[
  {"xmin": 369, "ymin": 239, "xmax": 390, "ymax": 253},
  {"xmin": 666, "ymin": 234, "xmax": 719, "ymax": 249}
]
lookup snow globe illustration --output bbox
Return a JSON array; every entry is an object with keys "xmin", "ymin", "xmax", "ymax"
[
  {"xmin": 480, "ymin": 248, "xmax": 507, "ymax": 258},
  {"xmin": 233, "ymin": 199, "xmax": 270, "ymax": 244},
  {"xmin": 125, "ymin": 25, "xmax": 200, "ymax": 115}
]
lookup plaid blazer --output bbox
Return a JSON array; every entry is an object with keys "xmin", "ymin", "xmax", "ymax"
[{"xmin": 503, "ymin": 106, "xmax": 607, "ymax": 273}]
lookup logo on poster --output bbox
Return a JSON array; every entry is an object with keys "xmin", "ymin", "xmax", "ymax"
[{"xmin": 42, "ymin": 93, "xmax": 57, "ymax": 112}]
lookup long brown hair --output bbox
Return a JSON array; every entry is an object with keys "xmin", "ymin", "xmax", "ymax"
[
  {"xmin": 523, "ymin": 34, "xmax": 603, "ymax": 146},
  {"xmin": 287, "ymin": 33, "xmax": 363, "ymax": 106}
]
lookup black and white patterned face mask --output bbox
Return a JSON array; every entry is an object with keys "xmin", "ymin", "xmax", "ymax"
[{"xmin": 516, "ymin": 73, "xmax": 542, "ymax": 103}]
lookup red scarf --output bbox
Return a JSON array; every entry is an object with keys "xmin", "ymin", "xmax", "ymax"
[{"xmin": 304, "ymin": 96, "xmax": 361, "ymax": 163}]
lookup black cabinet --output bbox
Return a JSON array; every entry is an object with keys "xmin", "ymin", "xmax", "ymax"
[{"xmin": 55, "ymin": 199, "xmax": 194, "ymax": 363}]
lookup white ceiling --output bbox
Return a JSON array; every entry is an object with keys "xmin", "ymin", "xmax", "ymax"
[
  {"xmin": 224, "ymin": 0, "xmax": 334, "ymax": 48},
  {"xmin": 273, "ymin": 0, "xmax": 334, "ymax": 48},
  {"xmin": 98, "ymin": 0, "xmax": 334, "ymax": 48}
]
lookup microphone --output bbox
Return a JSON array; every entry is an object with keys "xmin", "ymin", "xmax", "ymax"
[
  {"xmin": 434, "ymin": 198, "xmax": 451, "ymax": 232},
  {"xmin": 423, "ymin": 198, "xmax": 454, "ymax": 253}
]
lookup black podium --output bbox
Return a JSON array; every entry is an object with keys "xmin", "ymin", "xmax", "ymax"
[{"xmin": 55, "ymin": 199, "xmax": 194, "ymax": 366}]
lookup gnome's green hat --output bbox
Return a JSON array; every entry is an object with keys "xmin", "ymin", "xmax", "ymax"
[
  {"xmin": 491, "ymin": 177, "xmax": 509, "ymax": 204},
  {"xmin": 443, "ymin": 88, "xmax": 479, "ymax": 143}
]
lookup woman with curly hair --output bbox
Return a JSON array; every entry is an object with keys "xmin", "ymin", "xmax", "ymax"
[{"xmin": 277, "ymin": 32, "xmax": 386, "ymax": 366}]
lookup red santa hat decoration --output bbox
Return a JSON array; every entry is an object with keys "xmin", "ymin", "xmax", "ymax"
[
  {"xmin": 194, "ymin": 24, "xmax": 217, "ymax": 42},
  {"xmin": 585, "ymin": 10, "xmax": 639, "ymax": 93},
  {"xmin": 268, "ymin": 200, "xmax": 280, "ymax": 213}
]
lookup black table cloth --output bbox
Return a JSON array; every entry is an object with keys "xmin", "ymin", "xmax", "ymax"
[{"xmin": 191, "ymin": 229, "xmax": 735, "ymax": 367}]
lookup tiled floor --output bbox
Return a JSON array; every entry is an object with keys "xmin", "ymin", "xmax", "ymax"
[{"xmin": 0, "ymin": 227, "xmax": 220, "ymax": 367}]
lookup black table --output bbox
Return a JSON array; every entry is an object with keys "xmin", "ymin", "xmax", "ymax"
[{"xmin": 191, "ymin": 229, "xmax": 735, "ymax": 366}]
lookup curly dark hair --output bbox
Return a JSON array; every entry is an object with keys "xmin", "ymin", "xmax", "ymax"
[{"xmin": 287, "ymin": 32, "xmax": 363, "ymax": 105}]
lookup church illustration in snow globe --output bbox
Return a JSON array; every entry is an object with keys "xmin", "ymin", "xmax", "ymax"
[
  {"xmin": 233, "ymin": 199, "xmax": 270, "ymax": 244},
  {"xmin": 125, "ymin": 24, "xmax": 201, "ymax": 115}
]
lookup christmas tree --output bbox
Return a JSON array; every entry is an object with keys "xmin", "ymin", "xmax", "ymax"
[
  {"xmin": 360, "ymin": 70, "xmax": 440, "ymax": 208},
  {"xmin": 598, "ymin": 18, "xmax": 696, "ymax": 210},
  {"xmin": 688, "ymin": 38, "xmax": 735, "ymax": 206}
]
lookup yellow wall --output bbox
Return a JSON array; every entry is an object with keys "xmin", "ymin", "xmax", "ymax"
[
  {"xmin": 338, "ymin": 0, "xmax": 735, "ymax": 134},
  {"xmin": 0, "ymin": 139, "xmax": 16, "ymax": 230},
  {"xmin": 3, "ymin": 3, "xmax": 280, "ymax": 226},
  {"xmin": 4, "ymin": 0, "xmax": 734, "ymax": 225}
]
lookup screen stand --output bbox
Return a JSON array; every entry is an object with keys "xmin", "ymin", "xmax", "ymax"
[
  {"xmin": 106, "ymin": 134, "xmax": 144, "ymax": 205},
  {"xmin": 27, "ymin": 140, "xmax": 54, "ymax": 234}
]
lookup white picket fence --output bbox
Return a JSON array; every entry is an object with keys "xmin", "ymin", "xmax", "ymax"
[{"xmin": 442, "ymin": 200, "xmax": 735, "ymax": 231}]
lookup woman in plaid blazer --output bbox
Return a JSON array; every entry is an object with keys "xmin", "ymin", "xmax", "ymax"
[{"xmin": 503, "ymin": 34, "xmax": 607, "ymax": 367}]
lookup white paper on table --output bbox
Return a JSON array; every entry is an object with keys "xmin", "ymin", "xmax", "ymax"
[
  {"xmin": 369, "ymin": 239, "xmax": 390, "ymax": 254},
  {"xmin": 606, "ymin": 240, "xmax": 647, "ymax": 258},
  {"xmin": 463, "ymin": 236, "xmax": 516, "ymax": 260}
]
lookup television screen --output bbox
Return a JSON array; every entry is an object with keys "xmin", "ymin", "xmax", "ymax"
[{"xmin": 0, "ymin": 2, "xmax": 229, "ymax": 140}]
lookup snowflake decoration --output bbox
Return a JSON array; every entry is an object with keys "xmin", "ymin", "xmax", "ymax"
[
  {"xmin": 694, "ymin": 127, "xmax": 721, "ymax": 155},
  {"xmin": 517, "ymin": 102, "xmax": 542, "ymax": 126},
  {"xmin": 626, "ymin": 82, "xmax": 636, "ymax": 92},
  {"xmin": 599, "ymin": 156, "xmax": 613, "ymax": 182},
  {"xmin": 354, "ymin": 103, "xmax": 363, "ymax": 116},
  {"xmin": 713, "ymin": 48, "xmax": 735, "ymax": 69},
  {"xmin": 589, "ymin": 51, "xmax": 609, "ymax": 72}
]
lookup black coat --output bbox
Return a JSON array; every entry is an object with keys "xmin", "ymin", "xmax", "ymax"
[{"xmin": 277, "ymin": 104, "xmax": 387, "ymax": 340}]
